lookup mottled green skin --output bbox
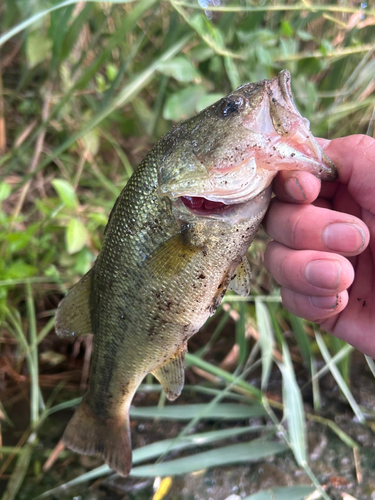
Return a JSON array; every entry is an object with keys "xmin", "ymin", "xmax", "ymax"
[{"xmin": 89, "ymin": 135, "xmax": 270, "ymax": 419}]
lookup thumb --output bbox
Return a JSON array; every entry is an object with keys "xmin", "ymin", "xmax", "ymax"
[{"xmin": 318, "ymin": 135, "xmax": 375, "ymax": 213}]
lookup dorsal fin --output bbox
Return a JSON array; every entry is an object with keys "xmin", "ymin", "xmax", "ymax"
[
  {"xmin": 228, "ymin": 256, "xmax": 251, "ymax": 297},
  {"xmin": 152, "ymin": 349, "xmax": 186, "ymax": 401},
  {"xmin": 55, "ymin": 269, "xmax": 93, "ymax": 337}
]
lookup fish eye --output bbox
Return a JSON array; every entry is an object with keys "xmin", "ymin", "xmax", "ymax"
[{"xmin": 219, "ymin": 97, "xmax": 244, "ymax": 117}]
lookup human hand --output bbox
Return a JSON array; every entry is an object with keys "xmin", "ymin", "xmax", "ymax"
[{"xmin": 263, "ymin": 135, "xmax": 374, "ymax": 357}]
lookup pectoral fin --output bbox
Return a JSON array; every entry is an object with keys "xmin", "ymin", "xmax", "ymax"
[
  {"xmin": 152, "ymin": 350, "xmax": 186, "ymax": 401},
  {"xmin": 148, "ymin": 227, "xmax": 202, "ymax": 278},
  {"xmin": 55, "ymin": 268, "xmax": 93, "ymax": 337},
  {"xmin": 228, "ymin": 256, "xmax": 251, "ymax": 297}
]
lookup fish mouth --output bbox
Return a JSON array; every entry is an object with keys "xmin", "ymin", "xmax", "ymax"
[
  {"xmin": 176, "ymin": 186, "xmax": 273, "ymax": 223},
  {"xmin": 180, "ymin": 196, "xmax": 230, "ymax": 215}
]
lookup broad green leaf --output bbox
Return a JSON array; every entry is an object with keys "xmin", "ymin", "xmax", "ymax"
[
  {"xmin": 52, "ymin": 179, "xmax": 78, "ymax": 209},
  {"xmin": 243, "ymin": 485, "xmax": 315, "ymax": 500},
  {"xmin": 279, "ymin": 342, "xmax": 307, "ymax": 466},
  {"xmin": 130, "ymin": 440, "xmax": 287, "ymax": 477},
  {"xmin": 280, "ymin": 21, "xmax": 294, "ymax": 37},
  {"xmin": 163, "ymin": 85, "xmax": 207, "ymax": 121},
  {"xmin": 26, "ymin": 32, "xmax": 53, "ymax": 67},
  {"xmin": 224, "ymin": 56, "xmax": 241, "ymax": 89},
  {"xmin": 0, "ymin": 182, "xmax": 11, "ymax": 201},
  {"xmin": 106, "ymin": 63, "xmax": 118, "ymax": 82},
  {"xmin": 5, "ymin": 260, "xmax": 37, "ymax": 279},
  {"xmin": 66, "ymin": 218, "xmax": 87, "ymax": 254},
  {"xmin": 158, "ymin": 57, "xmax": 201, "ymax": 82},
  {"xmin": 196, "ymin": 93, "xmax": 224, "ymax": 112}
]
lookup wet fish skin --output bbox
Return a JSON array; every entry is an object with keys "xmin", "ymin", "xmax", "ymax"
[{"xmin": 55, "ymin": 70, "xmax": 336, "ymax": 476}]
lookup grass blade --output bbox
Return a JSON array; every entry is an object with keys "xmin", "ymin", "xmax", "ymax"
[
  {"xmin": 315, "ymin": 332, "xmax": 365, "ymax": 423},
  {"xmin": 0, "ymin": 0, "xmax": 141, "ymax": 47},
  {"xmin": 278, "ymin": 342, "xmax": 307, "ymax": 467},
  {"xmin": 23, "ymin": 34, "xmax": 192, "ymax": 184},
  {"xmin": 130, "ymin": 403, "xmax": 266, "ymax": 420},
  {"xmin": 243, "ymin": 485, "xmax": 315, "ymax": 500},
  {"xmin": 129, "ymin": 439, "xmax": 288, "ymax": 477},
  {"xmin": 255, "ymin": 299, "xmax": 274, "ymax": 390},
  {"xmin": 1, "ymin": 434, "xmax": 36, "ymax": 500},
  {"xmin": 34, "ymin": 426, "xmax": 270, "ymax": 498}
]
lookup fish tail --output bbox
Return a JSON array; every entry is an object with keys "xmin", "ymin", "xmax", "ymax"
[{"xmin": 63, "ymin": 397, "xmax": 132, "ymax": 476}]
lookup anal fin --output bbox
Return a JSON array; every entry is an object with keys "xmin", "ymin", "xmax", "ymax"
[
  {"xmin": 228, "ymin": 256, "xmax": 252, "ymax": 297},
  {"xmin": 152, "ymin": 350, "xmax": 185, "ymax": 401},
  {"xmin": 55, "ymin": 268, "xmax": 93, "ymax": 337}
]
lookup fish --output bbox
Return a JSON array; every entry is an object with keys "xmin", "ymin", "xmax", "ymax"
[{"xmin": 55, "ymin": 70, "xmax": 336, "ymax": 477}]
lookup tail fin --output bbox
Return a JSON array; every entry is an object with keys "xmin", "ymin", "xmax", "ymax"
[{"xmin": 63, "ymin": 398, "xmax": 132, "ymax": 477}]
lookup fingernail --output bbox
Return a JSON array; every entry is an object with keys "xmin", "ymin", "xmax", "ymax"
[
  {"xmin": 284, "ymin": 177, "xmax": 306, "ymax": 202},
  {"xmin": 323, "ymin": 223, "xmax": 365, "ymax": 253},
  {"xmin": 311, "ymin": 295, "xmax": 338, "ymax": 309},
  {"xmin": 305, "ymin": 260, "xmax": 341, "ymax": 289}
]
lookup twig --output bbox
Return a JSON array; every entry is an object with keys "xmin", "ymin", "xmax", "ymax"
[
  {"xmin": 0, "ymin": 427, "xmax": 29, "ymax": 478},
  {"xmin": 42, "ymin": 440, "xmax": 65, "ymax": 473},
  {"xmin": 353, "ymin": 447, "xmax": 363, "ymax": 484}
]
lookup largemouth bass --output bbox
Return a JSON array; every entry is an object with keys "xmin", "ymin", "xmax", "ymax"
[{"xmin": 55, "ymin": 70, "xmax": 336, "ymax": 476}]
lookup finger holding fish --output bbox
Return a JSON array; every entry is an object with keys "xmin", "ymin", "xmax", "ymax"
[{"xmin": 263, "ymin": 200, "xmax": 369, "ymax": 257}]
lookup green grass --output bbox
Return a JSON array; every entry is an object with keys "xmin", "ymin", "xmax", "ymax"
[{"xmin": 0, "ymin": 1, "xmax": 374, "ymax": 499}]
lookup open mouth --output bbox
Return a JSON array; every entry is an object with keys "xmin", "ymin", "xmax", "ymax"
[{"xmin": 180, "ymin": 196, "xmax": 229, "ymax": 215}]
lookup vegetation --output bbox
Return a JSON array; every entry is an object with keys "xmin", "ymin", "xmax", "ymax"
[{"xmin": 0, "ymin": 1, "xmax": 374, "ymax": 499}]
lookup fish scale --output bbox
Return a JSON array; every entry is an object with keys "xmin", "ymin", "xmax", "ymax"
[{"xmin": 55, "ymin": 70, "xmax": 337, "ymax": 476}]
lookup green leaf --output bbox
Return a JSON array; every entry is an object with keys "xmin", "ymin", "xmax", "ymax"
[
  {"xmin": 130, "ymin": 439, "xmax": 287, "ymax": 477},
  {"xmin": 130, "ymin": 403, "xmax": 266, "ymax": 420},
  {"xmin": 66, "ymin": 218, "xmax": 87, "ymax": 254},
  {"xmin": 279, "ymin": 342, "xmax": 307, "ymax": 466},
  {"xmin": 26, "ymin": 32, "xmax": 53, "ymax": 67},
  {"xmin": 106, "ymin": 63, "xmax": 118, "ymax": 82},
  {"xmin": 196, "ymin": 93, "xmax": 224, "ymax": 112},
  {"xmin": 158, "ymin": 56, "xmax": 201, "ymax": 82},
  {"xmin": 315, "ymin": 332, "xmax": 364, "ymax": 423},
  {"xmin": 51, "ymin": 179, "xmax": 78, "ymax": 209},
  {"xmin": 0, "ymin": 182, "xmax": 11, "ymax": 201},
  {"xmin": 255, "ymin": 299, "xmax": 274, "ymax": 390},
  {"xmin": 33, "ymin": 426, "xmax": 270, "ymax": 498},
  {"xmin": 1, "ymin": 436, "xmax": 35, "ymax": 500},
  {"xmin": 243, "ymin": 485, "xmax": 315, "ymax": 500},
  {"xmin": 5, "ymin": 260, "xmax": 37, "ymax": 279},
  {"xmin": 280, "ymin": 21, "xmax": 294, "ymax": 37},
  {"xmin": 0, "ymin": 0, "xmax": 147, "ymax": 47},
  {"xmin": 163, "ymin": 85, "xmax": 207, "ymax": 121},
  {"xmin": 236, "ymin": 301, "xmax": 248, "ymax": 367}
]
